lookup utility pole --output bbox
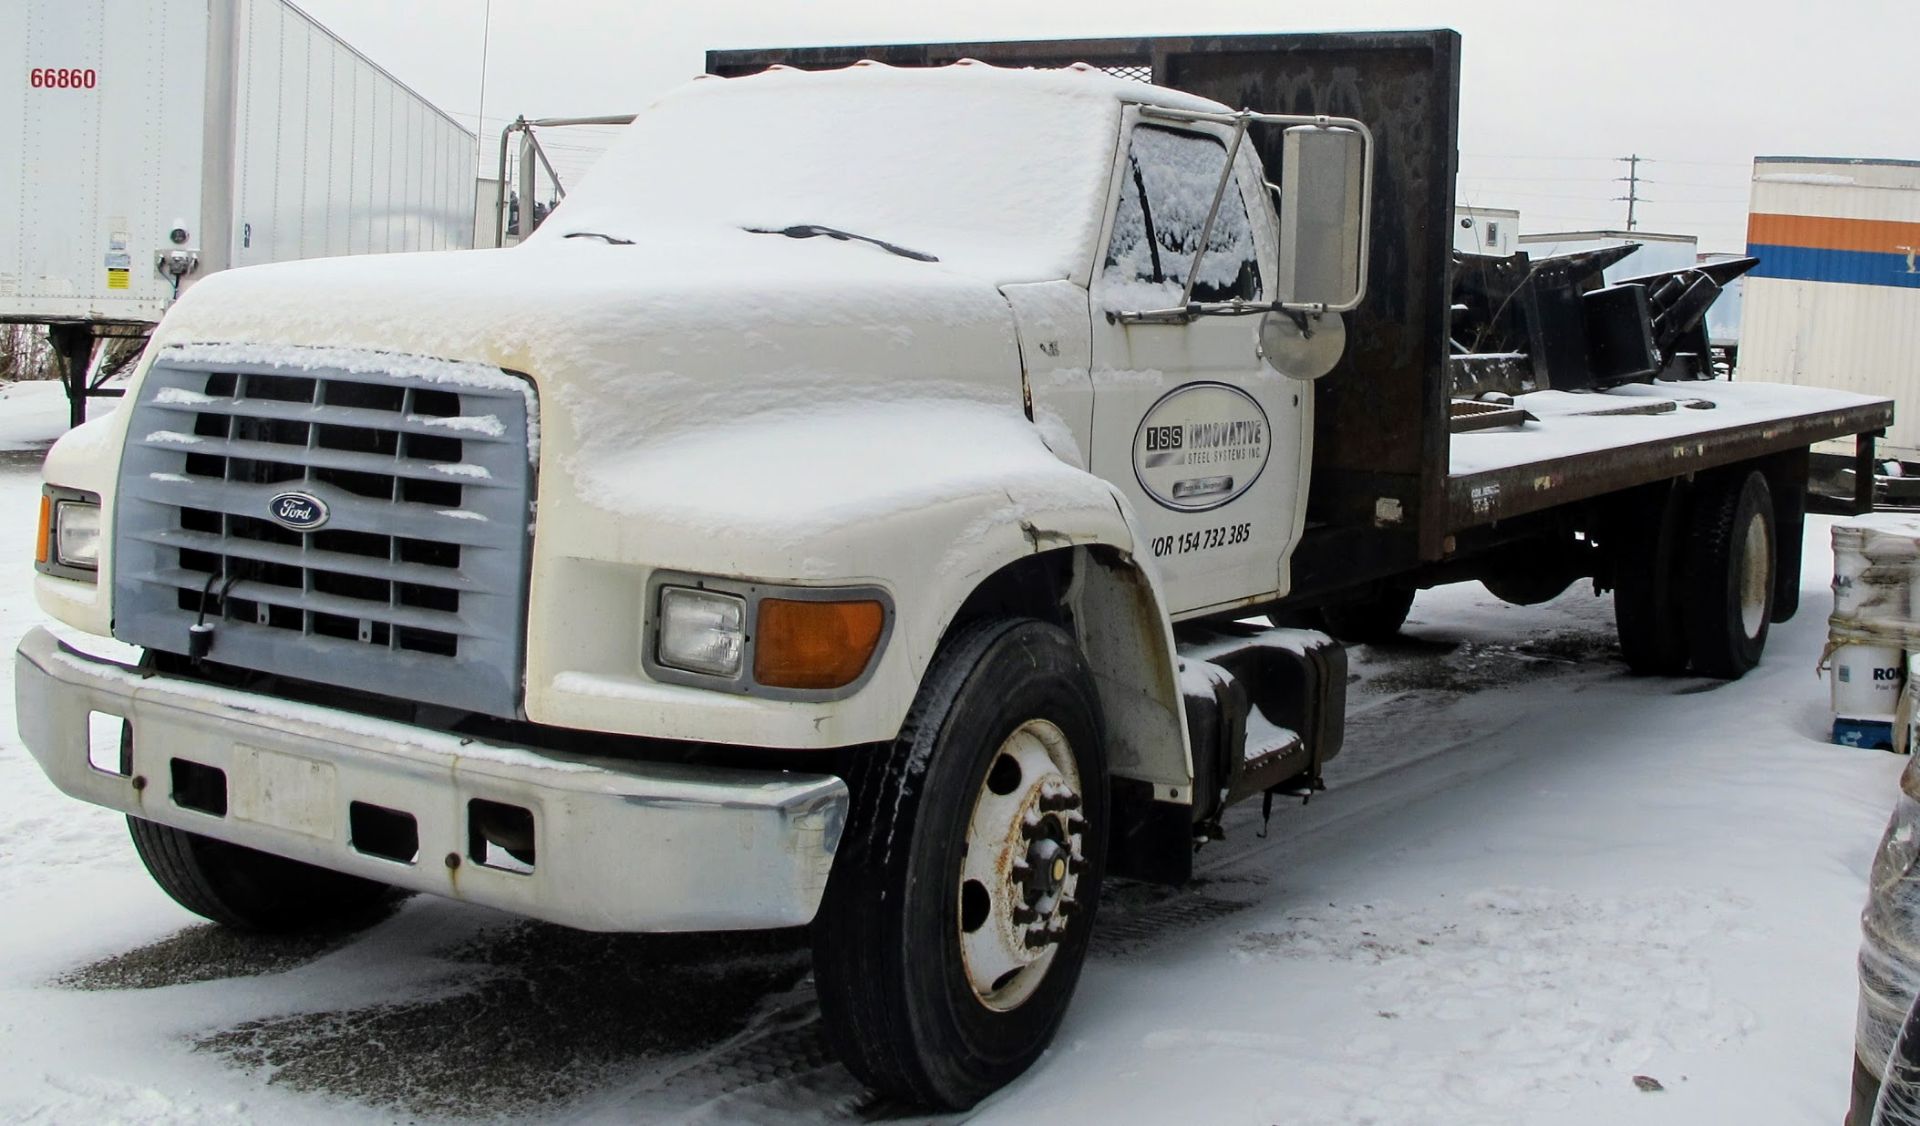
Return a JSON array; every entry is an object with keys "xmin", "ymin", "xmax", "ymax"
[{"xmin": 1616, "ymin": 154, "xmax": 1645, "ymax": 231}]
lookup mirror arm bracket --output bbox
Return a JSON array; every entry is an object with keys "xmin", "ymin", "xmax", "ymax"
[{"xmin": 1177, "ymin": 112, "xmax": 1253, "ymax": 309}]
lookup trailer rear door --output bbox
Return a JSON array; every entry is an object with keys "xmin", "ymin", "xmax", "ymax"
[{"xmin": 0, "ymin": 0, "xmax": 208, "ymax": 325}]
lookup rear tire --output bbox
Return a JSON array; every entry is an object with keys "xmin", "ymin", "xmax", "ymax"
[
  {"xmin": 1613, "ymin": 480, "xmax": 1691, "ymax": 676},
  {"xmin": 1683, "ymin": 468, "xmax": 1776, "ymax": 679},
  {"xmin": 811, "ymin": 618, "xmax": 1108, "ymax": 1109},
  {"xmin": 1319, "ymin": 585, "xmax": 1416, "ymax": 643},
  {"xmin": 128, "ymin": 817, "xmax": 402, "ymax": 933}
]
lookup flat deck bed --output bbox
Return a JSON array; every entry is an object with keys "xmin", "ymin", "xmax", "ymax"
[{"xmin": 1446, "ymin": 380, "xmax": 1893, "ymax": 529}]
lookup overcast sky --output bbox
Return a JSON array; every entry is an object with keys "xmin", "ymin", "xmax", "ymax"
[{"xmin": 298, "ymin": 0, "xmax": 1920, "ymax": 253}]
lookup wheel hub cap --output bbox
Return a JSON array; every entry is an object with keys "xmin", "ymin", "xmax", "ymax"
[
  {"xmin": 1739, "ymin": 508, "xmax": 1771, "ymax": 639},
  {"xmin": 957, "ymin": 719, "xmax": 1086, "ymax": 1012}
]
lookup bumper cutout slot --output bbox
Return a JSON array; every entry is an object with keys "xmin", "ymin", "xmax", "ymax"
[
  {"xmin": 87, "ymin": 712, "xmax": 128, "ymax": 775},
  {"xmin": 469, "ymin": 798, "xmax": 535, "ymax": 874},
  {"xmin": 349, "ymin": 801, "xmax": 419, "ymax": 864},
  {"xmin": 170, "ymin": 758, "xmax": 227, "ymax": 817}
]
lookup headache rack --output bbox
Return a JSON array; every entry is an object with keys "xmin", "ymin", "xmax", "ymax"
[{"xmin": 112, "ymin": 353, "xmax": 536, "ymax": 718}]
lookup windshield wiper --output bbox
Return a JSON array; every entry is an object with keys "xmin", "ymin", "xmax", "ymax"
[
  {"xmin": 745, "ymin": 224, "xmax": 938, "ymax": 263},
  {"xmin": 562, "ymin": 231, "xmax": 634, "ymax": 245}
]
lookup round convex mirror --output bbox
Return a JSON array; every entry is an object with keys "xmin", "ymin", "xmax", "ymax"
[{"xmin": 1258, "ymin": 311, "xmax": 1347, "ymax": 380}]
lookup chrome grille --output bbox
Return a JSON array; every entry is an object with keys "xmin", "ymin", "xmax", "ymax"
[{"xmin": 114, "ymin": 353, "xmax": 536, "ymax": 718}]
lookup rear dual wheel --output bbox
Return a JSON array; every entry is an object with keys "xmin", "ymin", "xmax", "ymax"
[
  {"xmin": 1613, "ymin": 480, "xmax": 1691, "ymax": 676},
  {"xmin": 1318, "ymin": 584, "xmax": 1417, "ymax": 643},
  {"xmin": 1612, "ymin": 468, "xmax": 1776, "ymax": 679},
  {"xmin": 1684, "ymin": 468, "xmax": 1777, "ymax": 678},
  {"xmin": 811, "ymin": 619, "xmax": 1108, "ymax": 1110}
]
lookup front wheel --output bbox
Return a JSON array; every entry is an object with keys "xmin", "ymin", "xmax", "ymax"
[
  {"xmin": 128, "ymin": 817, "xmax": 402, "ymax": 933},
  {"xmin": 811, "ymin": 619, "xmax": 1109, "ymax": 1109}
]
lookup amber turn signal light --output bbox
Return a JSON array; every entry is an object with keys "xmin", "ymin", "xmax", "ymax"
[
  {"xmin": 753, "ymin": 598, "xmax": 886, "ymax": 690},
  {"xmin": 34, "ymin": 494, "xmax": 50, "ymax": 565}
]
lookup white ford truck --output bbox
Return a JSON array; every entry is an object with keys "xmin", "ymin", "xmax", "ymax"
[{"xmin": 16, "ymin": 31, "xmax": 1895, "ymax": 1109}]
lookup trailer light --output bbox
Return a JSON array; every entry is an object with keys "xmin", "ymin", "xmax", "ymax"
[
  {"xmin": 656, "ymin": 587, "xmax": 747, "ymax": 678},
  {"xmin": 754, "ymin": 598, "xmax": 886, "ymax": 690}
]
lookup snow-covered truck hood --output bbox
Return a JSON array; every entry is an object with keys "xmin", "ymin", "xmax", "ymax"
[{"xmin": 143, "ymin": 232, "xmax": 1029, "ymax": 488}]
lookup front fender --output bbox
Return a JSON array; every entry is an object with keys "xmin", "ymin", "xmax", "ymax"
[{"xmin": 523, "ymin": 401, "xmax": 1146, "ymax": 748}]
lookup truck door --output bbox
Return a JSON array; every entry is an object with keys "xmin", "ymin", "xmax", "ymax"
[{"xmin": 1088, "ymin": 113, "xmax": 1308, "ymax": 617}]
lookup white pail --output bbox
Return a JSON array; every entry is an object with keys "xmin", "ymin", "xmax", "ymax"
[{"xmin": 1833, "ymin": 643, "xmax": 1906, "ymax": 723}]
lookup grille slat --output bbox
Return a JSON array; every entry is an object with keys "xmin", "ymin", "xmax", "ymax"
[
  {"xmin": 121, "ymin": 478, "xmax": 509, "ymax": 548},
  {"xmin": 130, "ymin": 528, "xmax": 492, "ymax": 593},
  {"xmin": 115, "ymin": 354, "xmax": 535, "ymax": 718},
  {"xmin": 137, "ymin": 568, "xmax": 476, "ymax": 635},
  {"xmin": 145, "ymin": 395, "xmax": 517, "ymax": 444},
  {"xmin": 133, "ymin": 432, "xmax": 507, "ymax": 488}
]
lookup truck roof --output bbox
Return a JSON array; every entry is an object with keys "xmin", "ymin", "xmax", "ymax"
[{"xmin": 698, "ymin": 58, "xmax": 1237, "ymax": 114}]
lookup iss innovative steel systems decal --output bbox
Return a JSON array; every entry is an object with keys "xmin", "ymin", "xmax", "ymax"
[{"xmin": 1132, "ymin": 382, "xmax": 1271, "ymax": 512}]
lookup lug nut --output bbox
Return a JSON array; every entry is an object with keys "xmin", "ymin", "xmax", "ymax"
[
  {"xmin": 1068, "ymin": 855, "xmax": 1088, "ymax": 875},
  {"xmin": 1065, "ymin": 814, "xmax": 1088, "ymax": 833},
  {"xmin": 1010, "ymin": 860, "xmax": 1031, "ymax": 880},
  {"xmin": 1011, "ymin": 904, "xmax": 1038, "ymax": 925},
  {"xmin": 1024, "ymin": 928, "xmax": 1061, "ymax": 949}
]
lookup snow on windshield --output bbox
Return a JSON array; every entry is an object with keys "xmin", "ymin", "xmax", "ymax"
[
  {"xmin": 539, "ymin": 65, "xmax": 1138, "ymax": 282},
  {"xmin": 1101, "ymin": 125, "xmax": 1262, "ymax": 309}
]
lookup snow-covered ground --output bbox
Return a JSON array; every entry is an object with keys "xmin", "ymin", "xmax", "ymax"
[{"xmin": 0, "ymin": 387, "xmax": 1900, "ymax": 1123}]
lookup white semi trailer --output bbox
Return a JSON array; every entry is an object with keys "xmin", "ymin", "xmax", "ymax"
[
  {"xmin": 1741, "ymin": 156, "xmax": 1920, "ymax": 503},
  {"xmin": 0, "ymin": 0, "xmax": 476, "ymax": 425}
]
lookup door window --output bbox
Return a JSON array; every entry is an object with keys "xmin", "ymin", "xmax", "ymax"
[{"xmin": 1102, "ymin": 126, "xmax": 1262, "ymax": 307}]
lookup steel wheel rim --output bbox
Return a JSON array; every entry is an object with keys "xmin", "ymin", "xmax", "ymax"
[
  {"xmin": 957, "ymin": 718, "xmax": 1085, "ymax": 1013},
  {"xmin": 1739, "ymin": 508, "xmax": 1770, "ymax": 639}
]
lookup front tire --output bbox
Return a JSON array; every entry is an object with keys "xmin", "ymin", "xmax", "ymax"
[
  {"xmin": 811, "ymin": 619, "xmax": 1109, "ymax": 1109},
  {"xmin": 128, "ymin": 817, "xmax": 402, "ymax": 933},
  {"xmin": 1683, "ymin": 468, "xmax": 1777, "ymax": 679}
]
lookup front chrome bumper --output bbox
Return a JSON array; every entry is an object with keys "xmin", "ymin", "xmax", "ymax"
[{"xmin": 15, "ymin": 627, "xmax": 846, "ymax": 932}]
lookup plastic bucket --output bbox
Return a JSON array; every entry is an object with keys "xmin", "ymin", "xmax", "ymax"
[{"xmin": 1833, "ymin": 643, "xmax": 1906, "ymax": 722}]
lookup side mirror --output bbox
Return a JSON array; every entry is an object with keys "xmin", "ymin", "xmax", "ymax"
[{"xmin": 1274, "ymin": 125, "xmax": 1370, "ymax": 311}]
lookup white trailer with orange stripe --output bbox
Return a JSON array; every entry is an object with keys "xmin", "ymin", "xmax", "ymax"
[{"xmin": 1742, "ymin": 156, "xmax": 1920, "ymax": 497}]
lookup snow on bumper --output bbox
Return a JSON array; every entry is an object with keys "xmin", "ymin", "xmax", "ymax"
[{"xmin": 14, "ymin": 627, "xmax": 846, "ymax": 932}]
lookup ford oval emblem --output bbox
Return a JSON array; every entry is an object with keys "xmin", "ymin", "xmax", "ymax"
[{"xmin": 268, "ymin": 491, "xmax": 330, "ymax": 531}]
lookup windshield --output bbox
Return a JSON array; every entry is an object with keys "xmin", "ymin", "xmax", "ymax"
[{"xmin": 536, "ymin": 66, "xmax": 1126, "ymax": 281}]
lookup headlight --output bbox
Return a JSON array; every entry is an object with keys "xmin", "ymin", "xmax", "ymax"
[
  {"xmin": 55, "ymin": 501, "xmax": 102, "ymax": 568},
  {"xmin": 655, "ymin": 586, "xmax": 746, "ymax": 677},
  {"xmin": 644, "ymin": 575, "xmax": 893, "ymax": 699},
  {"xmin": 36, "ymin": 487, "xmax": 102, "ymax": 580}
]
